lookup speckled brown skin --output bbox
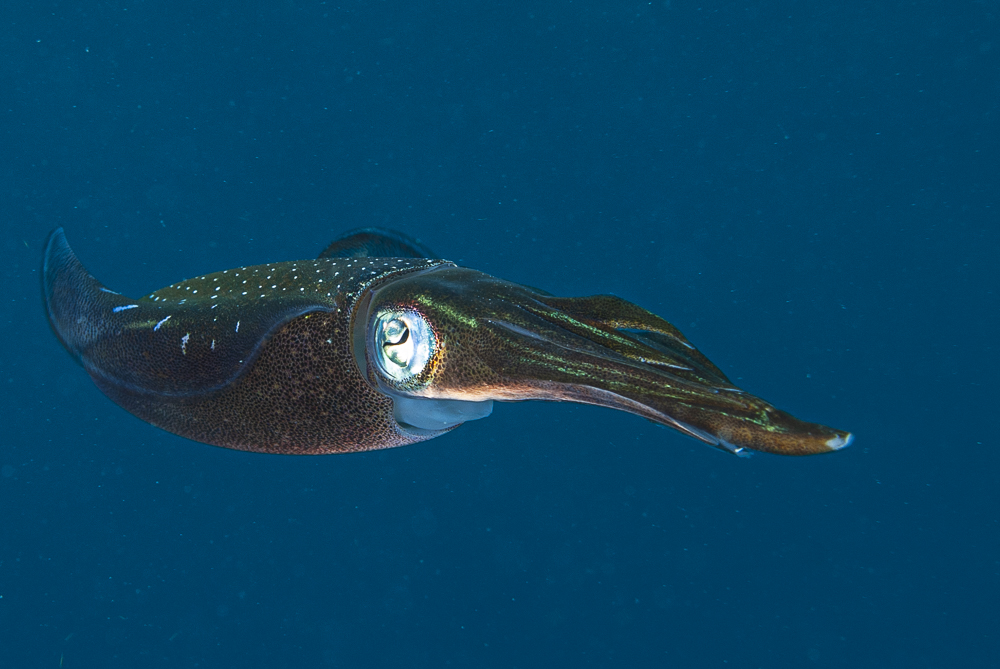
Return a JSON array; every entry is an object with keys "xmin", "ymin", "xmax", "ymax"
[
  {"xmin": 43, "ymin": 228, "xmax": 451, "ymax": 454},
  {"xmin": 94, "ymin": 312, "xmax": 423, "ymax": 454}
]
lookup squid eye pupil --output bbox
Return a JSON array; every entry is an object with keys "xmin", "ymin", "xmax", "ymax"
[
  {"xmin": 383, "ymin": 330, "xmax": 410, "ymax": 368},
  {"xmin": 383, "ymin": 319, "xmax": 408, "ymax": 346},
  {"xmin": 381, "ymin": 319, "xmax": 412, "ymax": 367},
  {"xmin": 372, "ymin": 308, "xmax": 434, "ymax": 384}
]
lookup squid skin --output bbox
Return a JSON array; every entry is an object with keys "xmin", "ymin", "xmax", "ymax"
[{"xmin": 42, "ymin": 228, "xmax": 853, "ymax": 457}]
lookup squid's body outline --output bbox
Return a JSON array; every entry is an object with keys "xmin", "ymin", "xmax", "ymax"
[{"xmin": 42, "ymin": 227, "xmax": 852, "ymax": 458}]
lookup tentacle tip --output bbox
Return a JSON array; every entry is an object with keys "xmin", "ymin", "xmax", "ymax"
[{"xmin": 825, "ymin": 432, "xmax": 854, "ymax": 451}]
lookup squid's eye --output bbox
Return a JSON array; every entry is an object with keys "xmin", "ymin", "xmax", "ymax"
[{"xmin": 372, "ymin": 308, "xmax": 435, "ymax": 383}]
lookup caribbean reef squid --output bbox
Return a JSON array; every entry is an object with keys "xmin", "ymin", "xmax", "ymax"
[{"xmin": 42, "ymin": 228, "xmax": 852, "ymax": 457}]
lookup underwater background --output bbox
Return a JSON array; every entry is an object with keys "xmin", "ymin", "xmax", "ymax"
[{"xmin": 1, "ymin": 1, "xmax": 997, "ymax": 667}]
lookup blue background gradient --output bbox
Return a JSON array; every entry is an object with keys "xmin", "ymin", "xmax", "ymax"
[{"xmin": 1, "ymin": 1, "xmax": 997, "ymax": 667}]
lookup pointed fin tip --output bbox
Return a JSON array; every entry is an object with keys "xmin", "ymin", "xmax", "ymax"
[
  {"xmin": 42, "ymin": 227, "xmax": 80, "ymax": 354},
  {"xmin": 43, "ymin": 227, "xmax": 88, "ymax": 306},
  {"xmin": 42, "ymin": 227, "xmax": 70, "ymax": 290},
  {"xmin": 42, "ymin": 228, "xmax": 135, "ymax": 362},
  {"xmin": 43, "ymin": 228, "xmax": 85, "ymax": 359}
]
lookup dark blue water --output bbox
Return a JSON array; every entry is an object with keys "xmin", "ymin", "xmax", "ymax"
[{"xmin": 2, "ymin": 2, "xmax": 997, "ymax": 667}]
